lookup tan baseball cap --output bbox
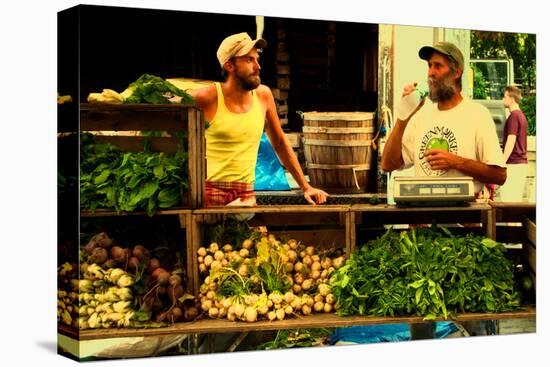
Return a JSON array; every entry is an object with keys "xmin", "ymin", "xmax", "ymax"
[
  {"xmin": 216, "ymin": 32, "xmax": 267, "ymax": 67},
  {"xmin": 419, "ymin": 41, "xmax": 464, "ymax": 71}
]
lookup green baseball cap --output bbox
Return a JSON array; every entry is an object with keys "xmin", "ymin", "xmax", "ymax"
[{"xmin": 419, "ymin": 42, "xmax": 464, "ymax": 71}]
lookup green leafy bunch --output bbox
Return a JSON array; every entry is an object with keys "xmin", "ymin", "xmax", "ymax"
[
  {"xmin": 520, "ymin": 94, "xmax": 536, "ymax": 135},
  {"xmin": 124, "ymin": 73, "xmax": 195, "ymax": 105},
  {"xmin": 256, "ymin": 328, "xmax": 333, "ymax": 350},
  {"xmin": 80, "ymin": 134, "xmax": 188, "ymax": 216},
  {"xmin": 330, "ymin": 227, "xmax": 521, "ymax": 320}
]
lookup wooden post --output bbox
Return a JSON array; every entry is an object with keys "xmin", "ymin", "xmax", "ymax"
[
  {"xmin": 485, "ymin": 206, "xmax": 496, "ymax": 240},
  {"xmin": 345, "ymin": 211, "xmax": 356, "ymax": 258}
]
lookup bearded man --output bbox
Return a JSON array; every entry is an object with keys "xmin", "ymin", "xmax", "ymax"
[
  {"xmin": 189, "ymin": 32, "xmax": 328, "ymax": 206},
  {"xmin": 380, "ymin": 42, "xmax": 507, "ymax": 339},
  {"xmin": 381, "ymin": 41, "xmax": 506, "ymax": 193}
]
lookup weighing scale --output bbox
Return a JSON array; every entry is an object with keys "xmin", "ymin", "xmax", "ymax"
[{"xmin": 393, "ymin": 177, "xmax": 475, "ymax": 206}]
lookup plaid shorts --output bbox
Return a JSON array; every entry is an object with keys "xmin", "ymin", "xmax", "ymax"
[{"xmin": 205, "ymin": 181, "xmax": 255, "ymax": 207}]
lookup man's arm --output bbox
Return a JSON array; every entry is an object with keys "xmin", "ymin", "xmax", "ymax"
[
  {"xmin": 380, "ymin": 118, "xmax": 408, "ymax": 172},
  {"xmin": 186, "ymin": 85, "xmax": 217, "ymax": 121},
  {"xmin": 424, "ymin": 149, "xmax": 507, "ymax": 185},
  {"xmin": 259, "ymin": 86, "xmax": 328, "ymax": 204},
  {"xmin": 502, "ymin": 134, "xmax": 516, "ymax": 163}
]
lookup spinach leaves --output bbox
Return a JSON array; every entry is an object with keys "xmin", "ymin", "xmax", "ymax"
[
  {"xmin": 80, "ymin": 134, "xmax": 188, "ymax": 216},
  {"xmin": 330, "ymin": 227, "xmax": 521, "ymax": 319}
]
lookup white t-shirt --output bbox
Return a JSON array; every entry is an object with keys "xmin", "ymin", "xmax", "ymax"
[{"xmin": 401, "ymin": 98, "xmax": 505, "ymax": 192}]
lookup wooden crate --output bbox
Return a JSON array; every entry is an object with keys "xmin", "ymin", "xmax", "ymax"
[
  {"xmin": 189, "ymin": 205, "xmax": 353, "ymax": 296},
  {"xmin": 80, "ymin": 103, "xmax": 205, "ymax": 208},
  {"xmin": 352, "ymin": 203, "xmax": 495, "ymax": 250},
  {"xmin": 524, "ymin": 217, "xmax": 536, "ymax": 290}
]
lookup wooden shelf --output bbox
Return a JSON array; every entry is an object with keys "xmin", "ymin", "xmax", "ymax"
[
  {"xmin": 351, "ymin": 202, "xmax": 491, "ymax": 212},
  {"xmin": 80, "ymin": 208, "xmax": 192, "ymax": 217},
  {"xmin": 490, "ymin": 202, "xmax": 536, "ymax": 222},
  {"xmin": 193, "ymin": 205, "xmax": 350, "ymax": 214},
  {"xmin": 59, "ymin": 306, "xmax": 536, "ymax": 341}
]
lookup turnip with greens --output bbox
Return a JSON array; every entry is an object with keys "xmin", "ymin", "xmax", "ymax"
[
  {"xmin": 84, "ymin": 240, "xmax": 97, "ymax": 255},
  {"xmin": 92, "ymin": 232, "xmax": 113, "ymax": 248},
  {"xmin": 243, "ymin": 306, "xmax": 257, "ymax": 322},
  {"xmin": 110, "ymin": 246, "xmax": 126, "ymax": 262},
  {"xmin": 127, "ymin": 256, "xmax": 140, "ymax": 271},
  {"xmin": 208, "ymin": 242, "xmax": 219, "ymax": 253},
  {"xmin": 90, "ymin": 247, "xmax": 108, "ymax": 264},
  {"xmin": 132, "ymin": 245, "xmax": 149, "ymax": 261},
  {"xmin": 214, "ymin": 250, "xmax": 224, "ymax": 261},
  {"xmin": 147, "ymin": 258, "xmax": 161, "ymax": 273}
]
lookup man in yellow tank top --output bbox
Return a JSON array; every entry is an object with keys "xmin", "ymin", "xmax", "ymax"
[{"xmin": 189, "ymin": 32, "xmax": 328, "ymax": 206}]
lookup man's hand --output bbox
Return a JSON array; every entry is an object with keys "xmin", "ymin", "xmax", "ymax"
[
  {"xmin": 424, "ymin": 148, "xmax": 464, "ymax": 171},
  {"xmin": 303, "ymin": 186, "xmax": 329, "ymax": 205},
  {"xmin": 397, "ymin": 82, "xmax": 426, "ymax": 121}
]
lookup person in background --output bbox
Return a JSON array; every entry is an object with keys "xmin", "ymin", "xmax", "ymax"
[
  {"xmin": 381, "ymin": 41, "xmax": 507, "ymax": 339},
  {"xmin": 499, "ymin": 85, "xmax": 528, "ymax": 202},
  {"xmin": 188, "ymin": 32, "xmax": 328, "ymax": 206}
]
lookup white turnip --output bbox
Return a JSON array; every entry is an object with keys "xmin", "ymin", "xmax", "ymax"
[
  {"xmin": 214, "ymin": 250, "xmax": 224, "ymax": 261},
  {"xmin": 208, "ymin": 242, "xmax": 219, "ymax": 253},
  {"xmin": 314, "ymin": 301, "xmax": 324, "ymax": 312},
  {"xmin": 243, "ymin": 306, "xmax": 257, "ymax": 322},
  {"xmin": 242, "ymin": 239, "xmax": 253, "ymax": 250}
]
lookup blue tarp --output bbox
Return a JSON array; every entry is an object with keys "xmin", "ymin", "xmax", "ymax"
[
  {"xmin": 330, "ymin": 322, "xmax": 459, "ymax": 345},
  {"xmin": 254, "ymin": 132, "xmax": 290, "ymax": 191}
]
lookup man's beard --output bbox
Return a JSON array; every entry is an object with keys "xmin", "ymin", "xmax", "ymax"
[
  {"xmin": 236, "ymin": 72, "xmax": 261, "ymax": 90},
  {"xmin": 428, "ymin": 71, "xmax": 457, "ymax": 102}
]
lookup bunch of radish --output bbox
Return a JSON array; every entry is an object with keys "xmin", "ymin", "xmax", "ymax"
[{"xmin": 197, "ymin": 233, "xmax": 345, "ymax": 322}]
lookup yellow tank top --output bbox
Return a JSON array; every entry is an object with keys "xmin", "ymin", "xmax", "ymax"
[{"xmin": 205, "ymin": 82, "xmax": 265, "ymax": 183}]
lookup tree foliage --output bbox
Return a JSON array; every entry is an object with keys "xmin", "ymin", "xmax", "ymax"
[
  {"xmin": 470, "ymin": 31, "xmax": 536, "ymax": 92},
  {"xmin": 471, "ymin": 31, "xmax": 536, "ymax": 135}
]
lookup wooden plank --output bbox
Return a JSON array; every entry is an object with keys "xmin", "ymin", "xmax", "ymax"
[
  {"xmin": 279, "ymin": 118, "xmax": 288, "ymax": 126},
  {"xmin": 80, "ymin": 209, "xmax": 192, "ymax": 217},
  {"xmin": 92, "ymin": 136, "xmax": 180, "ymax": 153},
  {"xmin": 272, "ymin": 88, "xmax": 288, "ymax": 100},
  {"xmin": 249, "ymin": 212, "xmax": 343, "ymax": 227},
  {"xmin": 285, "ymin": 132, "xmax": 302, "ymax": 148},
  {"xmin": 523, "ymin": 240, "xmax": 536, "ymax": 273},
  {"xmin": 346, "ymin": 211, "xmax": 356, "ymax": 257},
  {"xmin": 277, "ymin": 103, "xmax": 289, "ymax": 115},
  {"xmin": 277, "ymin": 77, "xmax": 291, "ymax": 90},
  {"xmin": 277, "ymin": 64, "xmax": 290, "ymax": 75},
  {"xmin": 194, "ymin": 205, "xmax": 349, "ymax": 215},
  {"xmin": 60, "ymin": 307, "xmax": 536, "ymax": 340},
  {"xmin": 352, "ymin": 203, "xmax": 491, "ymax": 212},
  {"xmin": 358, "ymin": 211, "xmax": 486, "ymax": 227},
  {"xmin": 269, "ymin": 228, "xmax": 345, "ymax": 250},
  {"xmin": 491, "ymin": 202, "xmax": 536, "ymax": 222},
  {"xmin": 80, "ymin": 103, "xmax": 190, "ymax": 131},
  {"xmin": 525, "ymin": 217, "xmax": 536, "ymax": 246},
  {"xmin": 485, "ymin": 206, "xmax": 496, "ymax": 240},
  {"xmin": 276, "ymin": 51, "xmax": 289, "ymax": 62},
  {"xmin": 186, "ymin": 213, "xmax": 200, "ymax": 295}
]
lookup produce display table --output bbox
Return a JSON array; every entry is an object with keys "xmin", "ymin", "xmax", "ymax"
[
  {"xmin": 59, "ymin": 103, "xmax": 536, "ymax": 359},
  {"xmin": 61, "ymin": 203, "xmax": 536, "ymax": 345},
  {"xmin": 60, "ymin": 306, "xmax": 536, "ymax": 341}
]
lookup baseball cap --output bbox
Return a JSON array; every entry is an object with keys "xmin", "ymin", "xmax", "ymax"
[
  {"xmin": 419, "ymin": 42, "xmax": 464, "ymax": 71},
  {"xmin": 216, "ymin": 32, "xmax": 267, "ymax": 67}
]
